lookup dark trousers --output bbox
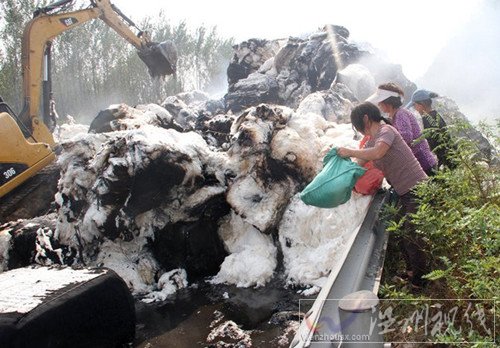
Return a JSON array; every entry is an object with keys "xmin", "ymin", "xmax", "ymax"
[
  {"xmin": 425, "ymin": 166, "xmax": 438, "ymax": 177},
  {"xmin": 397, "ymin": 192, "xmax": 428, "ymax": 286}
]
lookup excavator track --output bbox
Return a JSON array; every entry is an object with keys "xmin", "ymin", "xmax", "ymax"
[{"xmin": 0, "ymin": 163, "xmax": 60, "ymax": 224}]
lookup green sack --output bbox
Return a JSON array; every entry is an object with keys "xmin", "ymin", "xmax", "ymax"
[{"xmin": 300, "ymin": 148, "xmax": 366, "ymax": 208}]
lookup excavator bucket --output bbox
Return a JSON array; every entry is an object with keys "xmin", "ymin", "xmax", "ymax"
[{"xmin": 138, "ymin": 40, "xmax": 178, "ymax": 78}]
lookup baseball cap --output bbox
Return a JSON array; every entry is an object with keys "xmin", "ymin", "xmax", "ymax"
[
  {"xmin": 365, "ymin": 88, "xmax": 402, "ymax": 104},
  {"xmin": 407, "ymin": 89, "xmax": 435, "ymax": 108}
]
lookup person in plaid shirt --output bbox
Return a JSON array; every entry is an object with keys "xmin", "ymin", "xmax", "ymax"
[{"xmin": 338, "ymin": 102, "xmax": 429, "ymax": 288}]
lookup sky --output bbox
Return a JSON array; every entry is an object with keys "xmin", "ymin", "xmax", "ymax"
[{"xmin": 116, "ymin": 0, "xmax": 498, "ymax": 122}]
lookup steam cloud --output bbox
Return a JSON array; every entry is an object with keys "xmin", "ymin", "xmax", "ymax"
[{"xmin": 418, "ymin": 1, "xmax": 500, "ymax": 123}]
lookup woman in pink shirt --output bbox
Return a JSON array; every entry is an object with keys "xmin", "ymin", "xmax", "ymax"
[
  {"xmin": 366, "ymin": 83, "xmax": 437, "ymax": 175},
  {"xmin": 338, "ymin": 102, "xmax": 429, "ymax": 288}
]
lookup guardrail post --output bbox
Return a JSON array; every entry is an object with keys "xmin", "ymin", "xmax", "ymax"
[{"xmin": 338, "ymin": 290, "xmax": 384, "ymax": 347}]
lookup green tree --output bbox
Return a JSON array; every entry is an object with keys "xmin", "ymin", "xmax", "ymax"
[
  {"xmin": 114, "ymin": 15, "xmax": 235, "ymax": 105},
  {"xmin": 1, "ymin": 1, "xmax": 234, "ymax": 124},
  {"xmin": 51, "ymin": 18, "xmax": 135, "ymax": 123},
  {"xmin": 50, "ymin": 12, "xmax": 234, "ymax": 122},
  {"xmin": 0, "ymin": 0, "xmax": 48, "ymax": 110}
]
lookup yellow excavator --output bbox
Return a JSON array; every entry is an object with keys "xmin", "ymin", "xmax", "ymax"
[{"xmin": 0, "ymin": 0, "xmax": 177, "ymax": 201}]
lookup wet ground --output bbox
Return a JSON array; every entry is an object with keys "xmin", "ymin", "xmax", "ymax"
[{"xmin": 134, "ymin": 279, "xmax": 313, "ymax": 347}]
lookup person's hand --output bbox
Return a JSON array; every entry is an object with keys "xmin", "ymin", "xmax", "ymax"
[{"xmin": 337, "ymin": 147, "xmax": 352, "ymax": 158}]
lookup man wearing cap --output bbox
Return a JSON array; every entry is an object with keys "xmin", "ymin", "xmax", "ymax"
[
  {"xmin": 366, "ymin": 83, "xmax": 437, "ymax": 175},
  {"xmin": 408, "ymin": 90, "xmax": 455, "ymax": 169}
]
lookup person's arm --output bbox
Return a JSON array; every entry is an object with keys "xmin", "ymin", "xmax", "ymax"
[
  {"xmin": 337, "ymin": 141, "xmax": 390, "ymax": 161},
  {"xmin": 422, "ymin": 114, "xmax": 431, "ymax": 130},
  {"xmin": 394, "ymin": 113, "xmax": 414, "ymax": 146},
  {"xmin": 437, "ymin": 113, "xmax": 447, "ymax": 129}
]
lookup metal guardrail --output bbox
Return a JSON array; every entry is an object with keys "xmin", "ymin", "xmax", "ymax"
[{"xmin": 291, "ymin": 192, "xmax": 389, "ymax": 348}]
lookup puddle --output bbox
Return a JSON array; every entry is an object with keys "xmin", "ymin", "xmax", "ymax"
[{"xmin": 134, "ymin": 279, "xmax": 313, "ymax": 347}]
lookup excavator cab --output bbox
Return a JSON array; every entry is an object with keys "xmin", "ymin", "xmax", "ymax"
[{"xmin": 0, "ymin": 0, "xmax": 178, "ymax": 199}]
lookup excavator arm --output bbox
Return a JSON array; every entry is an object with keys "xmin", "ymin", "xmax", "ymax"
[
  {"xmin": 20, "ymin": 0, "xmax": 177, "ymax": 145},
  {"xmin": 0, "ymin": 0, "xmax": 177, "ymax": 199}
]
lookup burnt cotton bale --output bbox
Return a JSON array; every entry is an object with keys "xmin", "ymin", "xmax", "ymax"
[
  {"xmin": 0, "ymin": 267, "xmax": 135, "ymax": 348},
  {"xmin": 224, "ymin": 25, "xmax": 363, "ymax": 112},
  {"xmin": 152, "ymin": 220, "xmax": 225, "ymax": 282},
  {"xmin": 227, "ymin": 39, "xmax": 281, "ymax": 85},
  {"xmin": 1, "ymin": 22, "xmax": 451, "ymax": 297},
  {"xmin": 53, "ymin": 117, "xmax": 232, "ymax": 289}
]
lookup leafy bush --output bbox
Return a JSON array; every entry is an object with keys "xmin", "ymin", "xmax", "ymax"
[{"xmin": 380, "ymin": 120, "xmax": 499, "ymax": 345}]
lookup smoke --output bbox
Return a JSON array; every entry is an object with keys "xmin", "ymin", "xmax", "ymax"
[
  {"xmin": 418, "ymin": 1, "xmax": 500, "ymax": 123},
  {"xmin": 204, "ymin": 58, "xmax": 231, "ymax": 99}
]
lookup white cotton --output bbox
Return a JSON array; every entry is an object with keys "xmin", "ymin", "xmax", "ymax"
[
  {"xmin": 337, "ymin": 63, "xmax": 376, "ymax": 101},
  {"xmin": 34, "ymin": 228, "xmax": 64, "ymax": 266},
  {"xmin": 299, "ymin": 285, "xmax": 321, "ymax": 297},
  {"xmin": 226, "ymin": 175, "xmax": 295, "ymax": 233},
  {"xmin": 211, "ymin": 212, "xmax": 277, "ymax": 287},
  {"xmin": 258, "ymin": 57, "xmax": 276, "ymax": 75},
  {"xmin": 295, "ymin": 93, "xmax": 327, "ymax": 117},
  {"xmin": 53, "ymin": 122, "xmax": 89, "ymax": 143},
  {"xmin": 279, "ymin": 193, "xmax": 371, "ymax": 286},
  {"xmin": 23, "ymin": 223, "xmax": 38, "ymax": 229},
  {"xmin": 323, "ymin": 123, "xmax": 361, "ymax": 148},
  {"xmin": 82, "ymin": 203, "xmax": 111, "ymax": 232},
  {"xmin": 212, "ymin": 248, "xmax": 276, "ymax": 288},
  {"xmin": 95, "ymin": 239, "xmax": 157, "ymax": 295},
  {"xmin": 0, "ymin": 230, "xmax": 12, "ymax": 273},
  {"xmin": 0, "ymin": 267, "xmax": 106, "ymax": 314},
  {"xmin": 207, "ymin": 320, "xmax": 252, "ymax": 345},
  {"xmin": 142, "ymin": 269, "xmax": 188, "ymax": 303},
  {"xmin": 271, "ymin": 127, "xmax": 322, "ymax": 180}
]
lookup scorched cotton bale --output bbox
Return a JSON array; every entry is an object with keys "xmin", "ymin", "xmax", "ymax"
[{"xmin": 0, "ymin": 267, "xmax": 135, "ymax": 348}]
